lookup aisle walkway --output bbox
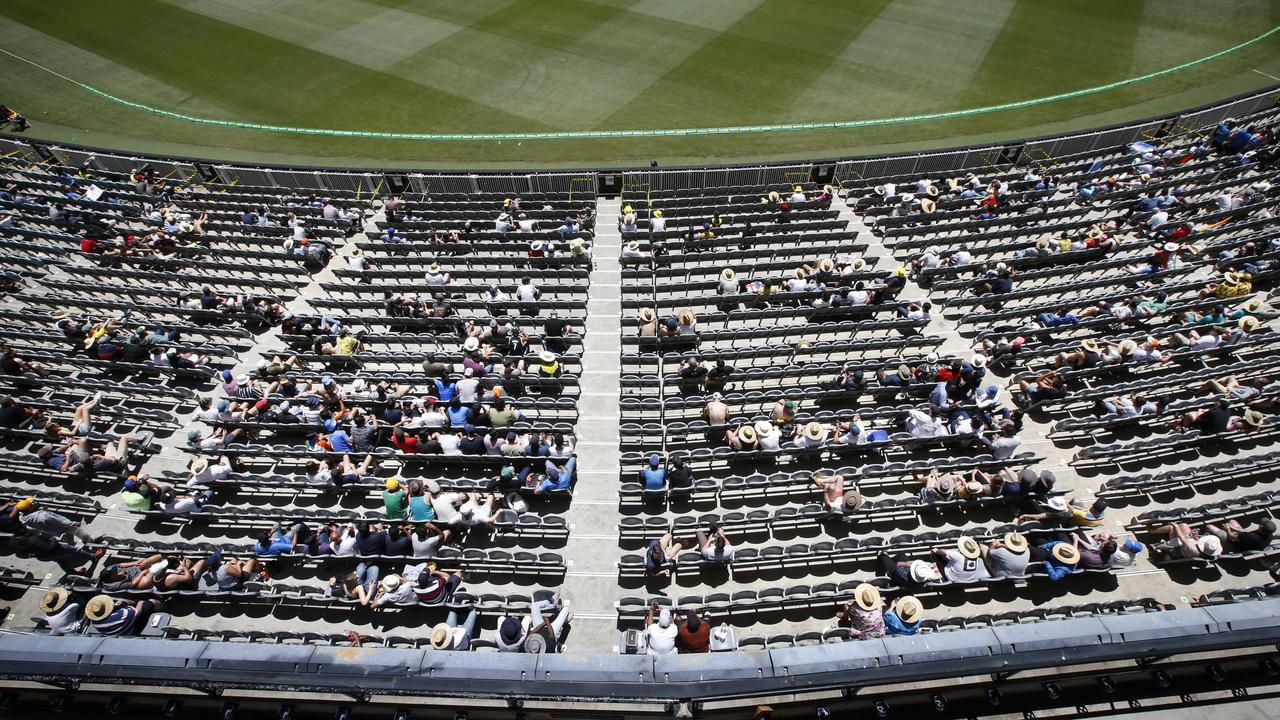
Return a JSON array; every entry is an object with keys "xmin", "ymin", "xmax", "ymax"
[{"xmin": 557, "ymin": 197, "xmax": 626, "ymax": 651}]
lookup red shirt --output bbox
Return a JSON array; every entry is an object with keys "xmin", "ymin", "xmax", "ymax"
[
  {"xmin": 79, "ymin": 237, "xmax": 97, "ymax": 253},
  {"xmin": 392, "ymin": 434, "xmax": 419, "ymax": 453},
  {"xmin": 676, "ymin": 622, "xmax": 711, "ymax": 653}
]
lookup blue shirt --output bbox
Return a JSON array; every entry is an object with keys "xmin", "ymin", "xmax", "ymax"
[
  {"xmin": 256, "ymin": 534, "xmax": 293, "ymax": 555},
  {"xmin": 1040, "ymin": 541, "xmax": 1078, "ymax": 581},
  {"xmin": 94, "ymin": 605, "xmax": 137, "ymax": 636},
  {"xmin": 435, "ymin": 380, "xmax": 457, "ymax": 402},
  {"xmin": 329, "ymin": 429, "xmax": 351, "ymax": 453},
  {"xmin": 884, "ymin": 610, "xmax": 920, "ymax": 636},
  {"xmin": 446, "ymin": 406, "xmax": 471, "ymax": 426},
  {"xmin": 409, "ymin": 495, "xmax": 434, "ymax": 522},
  {"xmin": 641, "ymin": 467, "xmax": 666, "ymax": 490}
]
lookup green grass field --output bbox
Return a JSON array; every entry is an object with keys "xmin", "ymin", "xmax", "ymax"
[{"xmin": 2, "ymin": 0, "xmax": 1280, "ymax": 167}]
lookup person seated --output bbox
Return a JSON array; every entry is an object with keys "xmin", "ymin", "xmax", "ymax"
[
  {"xmin": 1202, "ymin": 518, "xmax": 1276, "ymax": 554},
  {"xmin": 837, "ymin": 583, "xmax": 886, "ymax": 639},
  {"xmin": 85, "ymin": 595, "xmax": 165, "ymax": 637},
  {"xmin": 640, "ymin": 454, "xmax": 666, "ymax": 490},
  {"xmin": 883, "ymin": 596, "xmax": 923, "ymax": 636},
  {"xmin": 696, "ymin": 523, "xmax": 735, "ymax": 565},
  {"xmin": 645, "ymin": 533, "xmax": 682, "ymax": 577},
  {"xmin": 931, "ymin": 536, "xmax": 991, "ymax": 583},
  {"xmin": 1016, "ymin": 370, "xmax": 1066, "ymax": 406},
  {"xmin": 984, "ymin": 532, "xmax": 1030, "ymax": 579}
]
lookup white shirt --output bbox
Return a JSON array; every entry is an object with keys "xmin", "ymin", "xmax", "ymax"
[
  {"xmin": 650, "ymin": 217, "xmax": 666, "ymax": 232},
  {"xmin": 46, "ymin": 603, "xmax": 81, "ymax": 634},
  {"xmin": 1147, "ymin": 210, "xmax": 1168, "ymax": 228},
  {"xmin": 456, "ymin": 377, "xmax": 481, "ymax": 403},
  {"xmin": 645, "ymin": 623, "xmax": 678, "ymax": 655},
  {"xmin": 437, "ymin": 434, "xmax": 463, "ymax": 456},
  {"xmin": 347, "ymin": 256, "xmax": 367, "ymax": 271},
  {"xmin": 516, "ymin": 285, "xmax": 539, "ymax": 301},
  {"xmin": 790, "ymin": 191, "xmax": 806, "ymax": 203},
  {"xmin": 432, "ymin": 493, "xmax": 463, "ymax": 524},
  {"xmin": 758, "ymin": 428, "xmax": 782, "ymax": 451}
]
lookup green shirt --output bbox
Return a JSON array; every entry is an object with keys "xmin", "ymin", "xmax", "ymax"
[
  {"xmin": 383, "ymin": 489, "xmax": 407, "ymax": 519},
  {"xmin": 121, "ymin": 490, "xmax": 151, "ymax": 511},
  {"xmin": 489, "ymin": 408, "xmax": 518, "ymax": 427}
]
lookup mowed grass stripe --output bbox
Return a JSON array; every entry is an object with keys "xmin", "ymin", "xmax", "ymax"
[
  {"xmin": 598, "ymin": 0, "xmax": 895, "ymax": 130},
  {"xmin": 160, "ymin": 0, "xmax": 473, "ymax": 72},
  {"xmin": 792, "ymin": 0, "xmax": 1017, "ymax": 113},
  {"xmin": 0, "ymin": 0, "xmax": 547, "ymax": 132},
  {"xmin": 384, "ymin": 0, "xmax": 716, "ymax": 128}
]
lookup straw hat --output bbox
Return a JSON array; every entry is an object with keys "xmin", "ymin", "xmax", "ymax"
[
  {"xmin": 851, "ymin": 258, "xmax": 867, "ymax": 271},
  {"xmin": 735, "ymin": 423, "xmax": 757, "ymax": 444},
  {"xmin": 754, "ymin": 420, "xmax": 775, "ymax": 437},
  {"xmin": 1224, "ymin": 271, "xmax": 1244, "ymax": 284},
  {"xmin": 1163, "ymin": 242, "xmax": 1180, "ymax": 252},
  {"xmin": 427, "ymin": 263, "xmax": 441, "ymax": 273},
  {"xmin": 1036, "ymin": 238, "xmax": 1050, "ymax": 250},
  {"xmin": 385, "ymin": 477, "xmax": 400, "ymax": 492},
  {"xmin": 380, "ymin": 575, "xmax": 401, "ymax": 591},
  {"xmin": 85, "ymin": 594, "xmax": 115, "ymax": 622},
  {"xmin": 965, "ymin": 480, "xmax": 982, "ymax": 496},
  {"xmin": 1242, "ymin": 298, "xmax": 1265, "ymax": 313},
  {"xmin": 818, "ymin": 258, "xmax": 835, "ymax": 273},
  {"xmin": 39, "ymin": 588, "xmax": 69, "ymax": 614},
  {"xmin": 626, "ymin": 240, "xmax": 639, "ymax": 252},
  {"xmin": 895, "ymin": 596, "xmax": 922, "ymax": 623},
  {"xmin": 956, "ymin": 536, "xmax": 982, "ymax": 560},
  {"xmin": 1004, "ymin": 532, "xmax": 1028, "ymax": 553},
  {"xmin": 874, "ymin": 185, "xmax": 886, "ymax": 195},
  {"xmin": 792, "ymin": 266, "xmax": 807, "ymax": 279},
  {"xmin": 900, "ymin": 193, "xmax": 915, "ymax": 203},
  {"xmin": 1198, "ymin": 535, "xmax": 1223, "ymax": 558},
  {"xmin": 430, "ymin": 622, "xmax": 453, "ymax": 649},
  {"xmin": 538, "ymin": 351, "xmax": 556, "ymax": 364},
  {"xmin": 720, "ymin": 268, "xmax": 736, "ymax": 281},
  {"xmin": 1118, "ymin": 339, "xmax": 1138, "ymax": 355},
  {"xmin": 677, "ymin": 309, "xmax": 695, "ymax": 325},
  {"xmin": 793, "ymin": 185, "xmax": 804, "ymax": 193},
  {"xmin": 1051, "ymin": 544, "xmax": 1080, "ymax": 565},
  {"xmin": 1239, "ymin": 316, "xmax": 1260, "ymax": 331},
  {"xmin": 1081, "ymin": 339, "xmax": 1100, "ymax": 353},
  {"xmin": 844, "ymin": 486, "xmax": 865, "ymax": 509},
  {"xmin": 919, "ymin": 198, "xmax": 936, "ymax": 214},
  {"xmin": 971, "ymin": 354, "xmax": 987, "ymax": 368},
  {"xmin": 1243, "ymin": 409, "xmax": 1265, "ymax": 427},
  {"xmin": 463, "ymin": 336, "xmax": 480, "ymax": 352},
  {"xmin": 190, "ymin": 456, "xmax": 209, "ymax": 475},
  {"xmin": 351, "ymin": 247, "xmax": 362, "ymax": 257},
  {"xmin": 803, "ymin": 421, "xmax": 825, "ymax": 441},
  {"xmin": 51, "ymin": 308, "xmax": 71, "ymax": 320},
  {"xmin": 653, "ymin": 210, "xmax": 663, "ymax": 218},
  {"xmin": 853, "ymin": 583, "xmax": 882, "ymax": 611},
  {"xmin": 639, "ymin": 307, "xmax": 656, "ymax": 323},
  {"xmin": 926, "ymin": 184, "xmax": 940, "ymax": 197}
]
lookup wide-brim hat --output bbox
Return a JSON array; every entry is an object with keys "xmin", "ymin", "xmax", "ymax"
[
  {"xmin": 430, "ymin": 622, "xmax": 452, "ymax": 649},
  {"xmin": 351, "ymin": 247, "xmax": 362, "ymax": 257},
  {"xmin": 803, "ymin": 421, "xmax": 825, "ymax": 441},
  {"xmin": 792, "ymin": 267, "xmax": 807, "ymax": 279},
  {"xmin": 957, "ymin": 536, "xmax": 982, "ymax": 560},
  {"xmin": 639, "ymin": 307, "xmax": 656, "ymax": 322},
  {"xmin": 843, "ymin": 489, "xmax": 863, "ymax": 511},
  {"xmin": 1052, "ymin": 544, "xmax": 1080, "ymax": 565},
  {"xmin": 626, "ymin": 240, "xmax": 639, "ymax": 251},
  {"xmin": 853, "ymin": 582, "xmax": 881, "ymax": 611},
  {"xmin": 1198, "ymin": 535, "xmax": 1223, "ymax": 558},
  {"xmin": 1163, "ymin": 242, "xmax": 1180, "ymax": 252},
  {"xmin": 920, "ymin": 198, "xmax": 936, "ymax": 214},
  {"xmin": 538, "ymin": 351, "xmax": 556, "ymax": 364},
  {"xmin": 1004, "ymin": 532, "xmax": 1028, "ymax": 552},
  {"xmin": 1118, "ymin": 339, "xmax": 1138, "ymax": 355},
  {"xmin": 85, "ymin": 594, "xmax": 114, "ymax": 621},
  {"xmin": 190, "ymin": 456, "xmax": 209, "ymax": 474},
  {"xmin": 1243, "ymin": 409, "xmax": 1265, "ymax": 427},
  {"xmin": 51, "ymin": 309, "xmax": 71, "ymax": 320},
  {"xmin": 653, "ymin": 210, "xmax": 663, "ymax": 218},
  {"xmin": 909, "ymin": 560, "xmax": 936, "ymax": 584},
  {"xmin": 793, "ymin": 185, "xmax": 804, "ymax": 193},
  {"xmin": 1240, "ymin": 316, "xmax": 1260, "ymax": 331},
  {"xmin": 896, "ymin": 364, "xmax": 912, "ymax": 381},
  {"xmin": 874, "ymin": 185, "xmax": 886, "ymax": 195},
  {"xmin": 754, "ymin": 420, "xmax": 774, "ymax": 437},
  {"xmin": 818, "ymin": 258, "xmax": 835, "ymax": 273},
  {"xmin": 926, "ymin": 184, "xmax": 940, "ymax": 197},
  {"xmin": 736, "ymin": 424, "xmax": 757, "ymax": 443},
  {"xmin": 900, "ymin": 194, "xmax": 915, "ymax": 203},
  {"xmin": 1224, "ymin": 271, "xmax": 1242, "ymax": 284},
  {"xmin": 896, "ymin": 596, "xmax": 922, "ymax": 623},
  {"xmin": 971, "ymin": 354, "xmax": 987, "ymax": 368},
  {"xmin": 720, "ymin": 268, "xmax": 735, "ymax": 280},
  {"xmin": 852, "ymin": 258, "xmax": 867, "ymax": 271},
  {"xmin": 463, "ymin": 337, "xmax": 480, "ymax": 352},
  {"xmin": 428, "ymin": 263, "xmax": 441, "ymax": 273},
  {"xmin": 677, "ymin": 309, "xmax": 695, "ymax": 325},
  {"xmin": 1081, "ymin": 339, "xmax": 1100, "ymax": 353},
  {"xmin": 1243, "ymin": 298, "xmax": 1265, "ymax": 313},
  {"xmin": 523, "ymin": 632, "xmax": 548, "ymax": 653},
  {"xmin": 380, "ymin": 575, "xmax": 401, "ymax": 591},
  {"xmin": 39, "ymin": 588, "xmax": 69, "ymax": 614},
  {"xmin": 1036, "ymin": 238, "xmax": 1050, "ymax": 250}
]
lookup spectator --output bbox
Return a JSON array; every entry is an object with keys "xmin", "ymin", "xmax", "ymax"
[
  {"xmin": 883, "ymin": 596, "xmax": 923, "ymax": 636},
  {"xmin": 646, "ymin": 532, "xmax": 682, "ymax": 577},
  {"xmin": 932, "ymin": 536, "xmax": 991, "ymax": 583},
  {"xmin": 1039, "ymin": 541, "xmax": 1080, "ymax": 581},
  {"xmin": 640, "ymin": 454, "xmax": 666, "ymax": 490},
  {"xmin": 697, "ymin": 523, "xmax": 735, "ymax": 565},
  {"xmin": 644, "ymin": 603, "xmax": 678, "ymax": 655},
  {"xmin": 984, "ymin": 532, "xmax": 1030, "ymax": 579},
  {"xmin": 38, "ymin": 588, "xmax": 82, "ymax": 635},
  {"xmin": 85, "ymin": 595, "xmax": 165, "ymax": 636},
  {"xmin": 675, "ymin": 609, "xmax": 711, "ymax": 653},
  {"xmin": 837, "ymin": 583, "xmax": 886, "ymax": 639}
]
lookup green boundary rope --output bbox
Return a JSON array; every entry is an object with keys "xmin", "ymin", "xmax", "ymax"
[{"xmin": 2, "ymin": 25, "xmax": 1279, "ymax": 142}]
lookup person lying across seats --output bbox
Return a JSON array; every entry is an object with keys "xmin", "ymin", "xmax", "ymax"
[
  {"xmin": 1148, "ymin": 521, "xmax": 1223, "ymax": 560},
  {"xmin": 1170, "ymin": 397, "xmax": 1265, "ymax": 434}
]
